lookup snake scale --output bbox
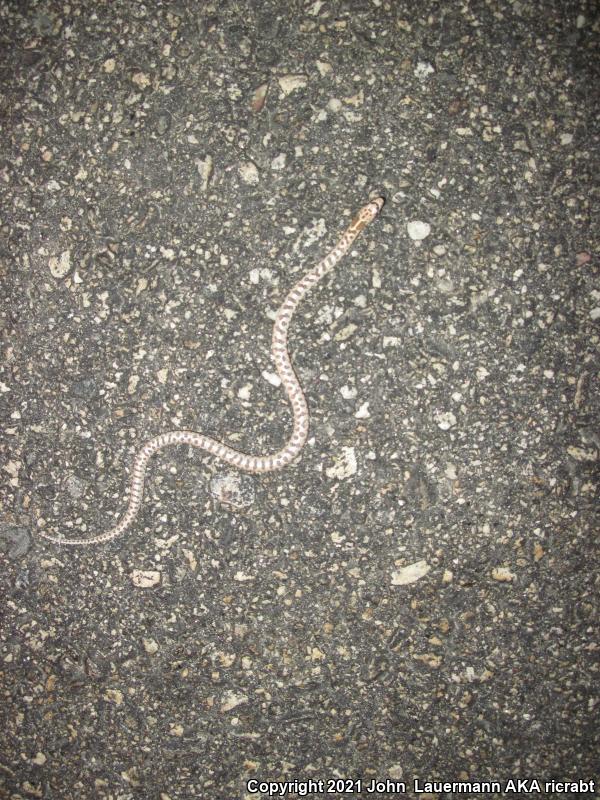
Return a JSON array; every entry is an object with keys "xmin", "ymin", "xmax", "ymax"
[{"xmin": 38, "ymin": 196, "xmax": 384, "ymax": 545}]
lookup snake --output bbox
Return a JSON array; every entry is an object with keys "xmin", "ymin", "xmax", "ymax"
[{"xmin": 37, "ymin": 196, "xmax": 384, "ymax": 546}]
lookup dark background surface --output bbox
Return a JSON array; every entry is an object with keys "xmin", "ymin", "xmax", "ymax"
[{"xmin": 1, "ymin": 1, "xmax": 598, "ymax": 798}]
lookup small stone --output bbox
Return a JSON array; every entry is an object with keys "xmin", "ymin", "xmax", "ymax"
[
  {"xmin": 196, "ymin": 155, "xmax": 213, "ymax": 192},
  {"xmin": 131, "ymin": 71, "xmax": 151, "ymax": 89},
  {"xmin": 143, "ymin": 638, "xmax": 159, "ymax": 654},
  {"xmin": 104, "ymin": 688, "xmax": 124, "ymax": 705},
  {"xmin": 48, "ymin": 250, "xmax": 71, "ymax": 278},
  {"xmin": 445, "ymin": 463, "xmax": 458, "ymax": 480},
  {"xmin": 492, "ymin": 566, "xmax": 515, "ymax": 582},
  {"xmin": 233, "ymin": 571, "xmax": 255, "ymax": 582},
  {"xmin": 407, "ymin": 221, "xmax": 431, "ymax": 241},
  {"xmin": 413, "ymin": 652, "xmax": 442, "ymax": 668},
  {"xmin": 210, "ymin": 473, "xmax": 255, "ymax": 509},
  {"xmin": 326, "ymin": 447, "xmax": 357, "ymax": 479},
  {"xmin": 391, "ymin": 560, "xmax": 431, "ymax": 586},
  {"xmin": 355, "ymin": 402, "xmax": 370, "ymax": 419},
  {"xmin": 250, "ymin": 82, "xmax": 268, "ymax": 113},
  {"xmin": 567, "ymin": 446, "xmax": 597, "ymax": 462},
  {"xmin": 575, "ymin": 251, "xmax": 591, "ymax": 266},
  {"xmin": 316, "ymin": 61, "xmax": 332, "ymax": 76},
  {"xmin": 221, "ymin": 691, "xmax": 248, "ymax": 712},
  {"xmin": 334, "ymin": 323, "xmax": 357, "ymax": 341},
  {"xmin": 239, "ymin": 162, "xmax": 259, "ymax": 185},
  {"xmin": 434, "ymin": 410, "xmax": 457, "ymax": 430},
  {"xmin": 121, "ymin": 768, "xmax": 141, "ymax": 787},
  {"xmin": 262, "ymin": 370, "xmax": 281, "ymax": 387},
  {"xmin": 533, "ymin": 543, "xmax": 544, "ymax": 562},
  {"xmin": 131, "ymin": 569, "xmax": 161, "ymax": 588},
  {"xmin": 278, "ymin": 74, "xmax": 308, "ymax": 96},
  {"xmin": 414, "ymin": 61, "xmax": 434, "ymax": 79},
  {"xmin": 271, "ymin": 153, "xmax": 286, "ymax": 171}
]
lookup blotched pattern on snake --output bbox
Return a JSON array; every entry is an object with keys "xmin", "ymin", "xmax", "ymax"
[{"xmin": 38, "ymin": 197, "xmax": 384, "ymax": 545}]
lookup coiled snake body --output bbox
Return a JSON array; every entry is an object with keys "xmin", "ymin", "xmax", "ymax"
[{"xmin": 38, "ymin": 197, "xmax": 384, "ymax": 545}]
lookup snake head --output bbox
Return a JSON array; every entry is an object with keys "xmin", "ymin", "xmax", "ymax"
[
  {"xmin": 352, "ymin": 196, "xmax": 385, "ymax": 231},
  {"xmin": 361, "ymin": 196, "xmax": 385, "ymax": 221}
]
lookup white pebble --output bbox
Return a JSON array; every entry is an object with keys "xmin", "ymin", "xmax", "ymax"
[
  {"xmin": 414, "ymin": 61, "xmax": 434, "ymax": 79},
  {"xmin": 340, "ymin": 385, "xmax": 357, "ymax": 400},
  {"xmin": 131, "ymin": 569, "xmax": 161, "ymax": 588},
  {"xmin": 355, "ymin": 402, "xmax": 370, "ymax": 419},
  {"xmin": 326, "ymin": 447, "xmax": 357, "ymax": 479},
  {"xmin": 407, "ymin": 221, "xmax": 431, "ymax": 241},
  {"xmin": 277, "ymin": 74, "xmax": 308, "ymax": 96},
  {"xmin": 262, "ymin": 370, "xmax": 281, "ymax": 387},
  {"xmin": 239, "ymin": 161, "xmax": 259, "ymax": 185},
  {"xmin": 435, "ymin": 410, "xmax": 457, "ymax": 430},
  {"xmin": 492, "ymin": 567, "xmax": 515, "ymax": 582},
  {"xmin": 48, "ymin": 250, "xmax": 71, "ymax": 278},
  {"xmin": 391, "ymin": 560, "xmax": 431, "ymax": 586},
  {"xmin": 271, "ymin": 153, "xmax": 286, "ymax": 171},
  {"xmin": 221, "ymin": 691, "xmax": 248, "ymax": 712}
]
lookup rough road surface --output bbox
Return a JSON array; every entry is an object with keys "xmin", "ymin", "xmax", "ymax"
[{"xmin": 1, "ymin": 2, "xmax": 598, "ymax": 799}]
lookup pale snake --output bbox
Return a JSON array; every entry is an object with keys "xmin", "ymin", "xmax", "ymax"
[{"xmin": 37, "ymin": 196, "xmax": 384, "ymax": 545}]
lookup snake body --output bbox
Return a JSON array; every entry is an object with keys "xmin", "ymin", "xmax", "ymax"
[{"xmin": 38, "ymin": 197, "xmax": 384, "ymax": 545}]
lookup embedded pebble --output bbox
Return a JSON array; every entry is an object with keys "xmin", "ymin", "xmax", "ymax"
[
  {"xmin": 221, "ymin": 691, "xmax": 248, "ymax": 712},
  {"xmin": 131, "ymin": 569, "xmax": 161, "ymax": 588},
  {"xmin": 434, "ymin": 410, "xmax": 457, "ymax": 430},
  {"xmin": 492, "ymin": 567, "xmax": 515, "ymax": 582},
  {"xmin": 566, "ymin": 446, "xmax": 597, "ymax": 462},
  {"xmin": 340, "ymin": 385, "xmax": 357, "ymax": 400},
  {"xmin": 391, "ymin": 560, "xmax": 431, "ymax": 586},
  {"xmin": 262, "ymin": 370, "xmax": 281, "ymax": 387},
  {"xmin": 250, "ymin": 82, "xmax": 268, "ymax": 113},
  {"xmin": 210, "ymin": 473, "xmax": 255, "ymax": 508},
  {"xmin": 354, "ymin": 402, "xmax": 370, "ymax": 419},
  {"xmin": 407, "ymin": 221, "xmax": 431, "ymax": 241},
  {"xmin": 48, "ymin": 250, "xmax": 71, "ymax": 278},
  {"xmin": 414, "ymin": 61, "xmax": 434, "ymax": 79},
  {"xmin": 239, "ymin": 162, "xmax": 259, "ymax": 185},
  {"xmin": 196, "ymin": 155, "xmax": 213, "ymax": 192},
  {"xmin": 278, "ymin": 74, "xmax": 307, "ymax": 95},
  {"xmin": 334, "ymin": 323, "xmax": 357, "ymax": 342},
  {"xmin": 131, "ymin": 71, "xmax": 151, "ymax": 89},
  {"xmin": 0, "ymin": 525, "xmax": 31, "ymax": 559},
  {"xmin": 271, "ymin": 153, "xmax": 286, "ymax": 171},
  {"xmin": 326, "ymin": 447, "xmax": 357, "ymax": 479},
  {"xmin": 104, "ymin": 689, "xmax": 124, "ymax": 705}
]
